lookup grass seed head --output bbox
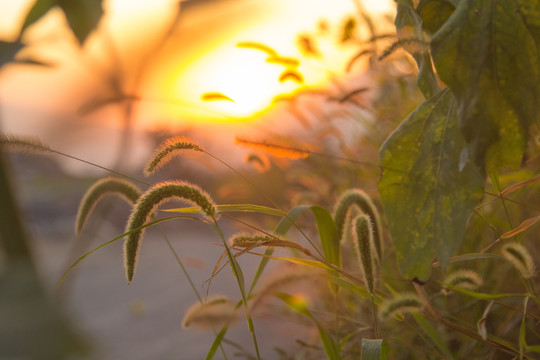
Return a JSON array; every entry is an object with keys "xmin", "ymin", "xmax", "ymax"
[
  {"xmin": 443, "ymin": 269, "xmax": 483, "ymax": 292},
  {"xmin": 76, "ymin": 177, "xmax": 141, "ymax": 235},
  {"xmin": 0, "ymin": 133, "xmax": 52, "ymax": 154},
  {"xmin": 352, "ymin": 215, "xmax": 376, "ymax": 294},
  {"xmin": 144, "ymin": 136, "xmax": 204, "ymax": 176},
  {"xmin": 501, "ymin": 242, "xmax": 536, "ymax": 279},
  {"xmin": 182, "ymin": 295, "xmax": 238, "ymax": 330},
  {"xmin": 333, "ymin": 188, "xmax": 383, "ymax": 261},
  {"xmin": 124, "ymin": 181, "xmax": 216, "ymax": 283},
  {"xmin": 379, "ymin": 293, "xmax": 424, "ymax": 319}
]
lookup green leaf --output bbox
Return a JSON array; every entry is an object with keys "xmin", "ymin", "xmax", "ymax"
[
  {"xmin": 378, "ymin": 89, "xmax": 485, "ymax": 281},
  {"xmin": 21, "ymin": 0, "xmax": 56, "ymax": 33},
  {"xmin": 361, "ymin": 339, "xmax": 388, "ymax": 360},
  {"xmin": 310, "ymin": 205, "xmax": 340, "ymax": 269},
  {"xmin": 22, "ymin": 0, "xmax": 103, "ymax": 44},
  {"xmin": 417, "ymin": 0, "xmax": 456, "ymax": 35},
  {"xmin": 431, "ymin": 0, "xmax": 540, "ymax": 170},
  {"xmin": 0, "ymin": 41, "xmax": 24, "ymax": 67},
  {"xmin": 59, "ymin": 0, "xmax": 104, "ymax": 44},
  {"xmin": 395, "ymin": 1, "xmax": 440, "ymax": 98}
]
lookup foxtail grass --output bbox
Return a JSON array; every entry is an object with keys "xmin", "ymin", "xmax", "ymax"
[
  {"xmin": 443, "ymin": 269, "xmax": 483, "ymax": 293},
  {"xmin": 230, "ymin": 232, "xmax": 312, "ymax": 256},
  {"xmin": 182, "ymin": 295, "xmax": 239, "ymax": 330},
  {"xmin": 75, "ymin": 177, "xmax": 141, "ymax": 235},
  {"xmin": 501, "ymin": 242, "xmax": 536, "ymax": 279},
  {"xmin": 379, "ymin": 293, "xmax": 424, "ymax": 319},
  {"xmin": 0, "ymin": 133, "xmax": 52, "ymax": 154},
  {"xmin": 144, "ymin": 136, "xmax": 204, "ymax": 175},
  {"xmin": 124, "ymin": 181, "xmax": 216, "ymax": 283},
  {"xmin": 334, "ymin": 188, "xmax": 383, "ymax": 261},
  {"xmin": 352, "ymin": 215, "xmax": 376, "ymax": 294}
]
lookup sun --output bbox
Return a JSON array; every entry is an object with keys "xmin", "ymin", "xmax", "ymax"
[{"xmin": 174, "ymin": 44, "xmax": 304, "ymax": 121}]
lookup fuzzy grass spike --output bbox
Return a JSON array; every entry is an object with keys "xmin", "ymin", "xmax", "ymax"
[
  {"xmin": 144, "ymin": 136, "xmax": 204, "ymax": 176},
  {"xmin": 230, "ymin": 232, "xmax": 312, "ymax": 256},
  {"xmin": 334, "ymin": 188, "xmax": 383, "ymax": 260},
  {"xmin": 443, "ymin": 269, "xmax": 483, "ymax": 292},
  {"xmin": 76, "ymin": 177, "xmax": 141, "ymax": 235},
  {"xmin": 379, "ymin": 293, "xmax": 424, "ymax": 319},
  {"xmin": 0, "ymin": 133, "xmax": 52, "ymax": 154},
  {"xmin": 501, "ymin": 242, "xmax": 536, "ymax": 279},
  {"xmin": 352, "ymin": 215, "xmax": 376, "ymax": 294},
  {"xmin": 124, "ymin": 181, "xmax": 216, "ymax": 283},
  {"xmin": 182, "ymin": 295, "xmax": 238, "ymax": 330}
]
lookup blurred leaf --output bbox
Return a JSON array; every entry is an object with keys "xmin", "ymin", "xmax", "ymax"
[
  {"xmin": 341, "ymin": 17, "xmax": 356, "ymax": 42},
  {"xmin": 0, "ymin": 41, "xmax": 24, "ymax": 67},
  {"xmin": 21, "ymin": 0, "xmax": 56, "ymax": 33},
  {"xmin": 59, "ymin": 0, "xmax": 104, "ymax": 44},
  {"xmin": 0, "ymin": 263, "xmax": 88, "ymax": 359},
  {"xmin": 279, "ymin": 70, "xmax": 303, "ymax": 83},
  {"xmin": 379, "ymin": 89, "xmax": 484, "ymax": 281},
  {"xmin": 417, "ymin": 0, "xmax": 455, "ymax": 35},
  {"xmin": 22, "ymin": 0, "xmax": 104, "ymax": 44},
  {"xmin": 361, "ymin": 339, "xmax": 388, "ymax": 360},
  {"xmin": 202, "ymin": 92, "xmax": 234, "ymax": 102},
  {"xmin": 412, "ymin": 313, "xmax": 453, "ymax": 359},
  {"xmin": 394, "ymin": 0, "xmax": 440, "ymax": 98},
  {"xmin": 431, "ymin": 0, "xmax": 540, "ymax": 170}
]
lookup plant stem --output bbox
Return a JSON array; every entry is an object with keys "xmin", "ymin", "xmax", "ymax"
[
  {"xmin": 371, "ymin": 294, "xmax": 379, "ymax": 338},
  {"xmin": 211, "ymin": 219, "xmax": 261, "ymax": 360}
]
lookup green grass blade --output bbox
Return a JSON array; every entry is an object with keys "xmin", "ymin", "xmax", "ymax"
[
  {"xmin": 206, "ymin": 325, "xmax": 228, "ymax": 360},
  {"xmin": 361, "ymin": 339, "xmax": 388, "ymax": 360},
  {"xmin": 444, "ymin": 285, "xmax": 533, "ymax": 301},
  {"xmin": 310, "ymin": 205, "xmax": 340, "ymax": 268},
  {"xmin": 164, "ymin": 204, "xmax": 283, "ymax": 217},
  {"xmin": 412, "ymin": 313, "xmax": 453, "ymax": 359},
  {"xmin": 260, "ymin": 254, "xmax": 333, "ymax": 272},
  {"xmin": 520, "ymin": 297, "xmax": 529, "ymax": 357}
]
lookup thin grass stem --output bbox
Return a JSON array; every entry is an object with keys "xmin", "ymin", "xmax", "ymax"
[{"xmin": 210, "ymin": 218, "xmax": 261, "ymax": 360}]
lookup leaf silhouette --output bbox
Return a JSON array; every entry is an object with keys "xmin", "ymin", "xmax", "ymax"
[
  {"xmin": 22, "ymin": 0, "xmax": 104, "ymax": 44},
  {"xmin": 201, "ymin": 93, "xmax": 235, "ymax": 102}
]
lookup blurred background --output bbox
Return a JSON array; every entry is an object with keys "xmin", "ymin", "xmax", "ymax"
[{"xmin": 0, "ymin": 1, "xmax": 427, "ymax": 359}]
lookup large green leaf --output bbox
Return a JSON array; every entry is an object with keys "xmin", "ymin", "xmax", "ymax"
[
  {"xmin": 395, "ymin": 0, "xmax": 440, "ymax": 98},
  {"xmin": 378, "ymin": 89, "xmax": 484, "ymax": 281},
  {"xmin": 431, "ymin": 0, "xmax": 540, "ymax": 170},
  {"xmin": 22, "ymin": 0, "xmax": 103, "ymax": 44}
]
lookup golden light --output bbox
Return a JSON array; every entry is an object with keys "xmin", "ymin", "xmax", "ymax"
[
  {"xmin": 172, "ymin": 43, "xmax": 305, "ymax": 121},
  {"xmin": 163, "ymin": 0, "xmax": 395, "ymax": 124}
]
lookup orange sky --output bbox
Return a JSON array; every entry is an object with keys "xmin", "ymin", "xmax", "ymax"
[{"xmin": 0, "ymin": 0, "xmax": 395, "ymax": 173}]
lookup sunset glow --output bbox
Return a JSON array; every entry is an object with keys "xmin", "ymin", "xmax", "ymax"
[{"xmin": 163, "ymin": 0, "xmax": 394, "ymax": 123}]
